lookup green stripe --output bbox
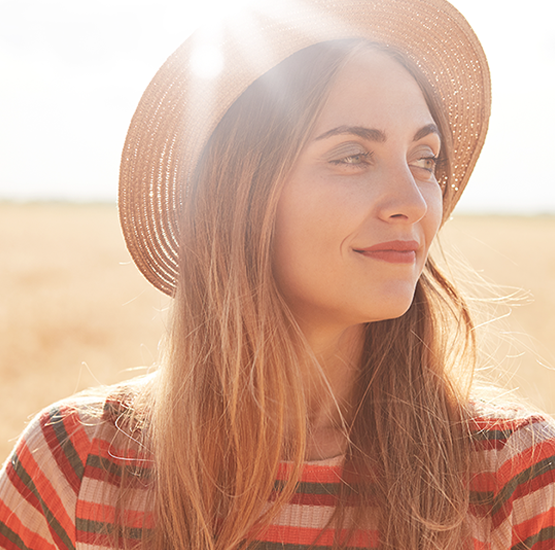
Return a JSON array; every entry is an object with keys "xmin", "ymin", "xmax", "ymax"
[
  {"xmin": 75, "ymin": 518, "xmax": 144, "ymax": 541},
  {"xmin": 493, "ymin": 456, "xmax": 555, "ymax": 516},
  {"xmin": 273, "ymin": 480, "xmax": 340, "ymax": 496},
  {"xmin": 11, "ymin": 454, "xmax": 76, "ymax": 550},
  {"xmin": 471, "ymin": 428, "xmax": 514, "ymax": 442},
  {"xmin": 512, "ymin": 526, "xmax": 555, "ymax": 550},
  {"xmin": 297, "ymin": 480, "xmax": 340, "ymax": 496},
  {"xmin": 48, "ymin": 407, "xmax": 85, "ymax": 481},
  {"xmin": 86, "ymin": 453, "xmax": 123, "ymax": 477},
  {"xmin": 469, "ymin": 490, "xmax": 494, "ymax": 507},
  {"xmin": 86, "ymin": 453, "xmax": 152, "ymax": 480}
]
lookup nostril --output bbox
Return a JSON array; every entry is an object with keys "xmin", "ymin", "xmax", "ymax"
[{"xmin": 390, "ymin": 213, "xmax": 409, "ymax": 219}]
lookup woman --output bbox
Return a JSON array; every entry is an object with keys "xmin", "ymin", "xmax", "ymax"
[{"xmin": 1, "ymin": 0, "xmax": 554, "ymax": 549}]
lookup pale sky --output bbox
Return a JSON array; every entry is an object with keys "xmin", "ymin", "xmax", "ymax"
[{"xmin": 0, "ymin": 0, "xmax": 553, "ymax": 213}]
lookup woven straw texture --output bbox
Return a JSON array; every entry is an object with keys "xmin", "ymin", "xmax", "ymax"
[{"xmin": 119, "ymin": 0, "xmax": 491, "ymax": 296}]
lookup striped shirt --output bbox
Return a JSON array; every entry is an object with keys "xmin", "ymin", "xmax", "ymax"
[{"xmin": 0, "ymin": 389, "xmax": 554, "ymax": 549}]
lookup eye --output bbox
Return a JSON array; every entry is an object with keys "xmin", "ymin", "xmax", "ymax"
[
  {"xmin": 330, "ymin": 152, "xmax": 371, "ymax": 166},
  {"xmin": 410, "ymin": 155, "xmax": 438, "ymax": 175},
  {"xmin": 328, "ymin": 144, "xmax": 372, "ymax": 168}
]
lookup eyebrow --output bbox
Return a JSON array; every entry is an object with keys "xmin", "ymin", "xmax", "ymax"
[
  {"xmin": 412, "ymin": 123, "xmax": 441, "ymax": 142},
  {"xmin": 315, "ymin": 126, "xmax": 386, "ymax": 142},
  {"xmin": 314, "ymin": 123, "xmax": 441, "ymax": 143}
]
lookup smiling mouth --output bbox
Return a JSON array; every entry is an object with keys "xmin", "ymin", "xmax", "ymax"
[{"xmin": 354, "ymin": 240, "xmax": 419, "ymax": 264}]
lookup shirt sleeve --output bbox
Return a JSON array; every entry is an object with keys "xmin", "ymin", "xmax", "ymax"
[
  {"xmin": 0, "ymin": 401, "xmax": 94, "ymax": 550},
  {"xmin": 496, "ymin": 414, "xmax": 555, "ymax": 549}
]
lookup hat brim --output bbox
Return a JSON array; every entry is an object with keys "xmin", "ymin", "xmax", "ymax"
[{"xmin": 119, "ymin": 0, "xmax": 491, "ymax": 296}]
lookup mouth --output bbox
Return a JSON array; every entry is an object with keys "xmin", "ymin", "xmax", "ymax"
[{"xmin": 354, "ymin": 240, "xmax": 419, "ymax": 264}]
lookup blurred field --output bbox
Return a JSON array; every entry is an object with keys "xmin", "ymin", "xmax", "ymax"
[
  {"xmin": 0, "ymin": 203, "xmax": 169, "ymax": 462},
  {"xmin": 437, "ymin": 216, "xmax": 555, "ymax": 412},
  {"xmin": 1, "ymin": 203, "xmax": 554, "ymax": 462}
]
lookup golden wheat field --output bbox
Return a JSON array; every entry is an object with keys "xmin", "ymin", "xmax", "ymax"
[{"xmin": 1, "ymin": 202, "xmax": 554, "ymax": 462}]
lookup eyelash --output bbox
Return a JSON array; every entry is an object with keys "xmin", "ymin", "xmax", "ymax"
[
  {"xmin": 328, "ymin": 151, "xmax": 442, "ymax": 175},
  {"xmin": 330, "ymin": 151, "xmax": 372, "ymax": 166},
  {"xmin": 412, "ymin": 155, "xmax": 439, "ymax": 173}
]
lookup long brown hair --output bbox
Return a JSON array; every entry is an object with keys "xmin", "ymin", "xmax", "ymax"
[{"xmin": 147, "ymin": 40, "xmax": 477, "ymax": 550}]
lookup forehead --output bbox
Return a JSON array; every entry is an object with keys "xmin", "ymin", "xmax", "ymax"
[{"xmin": 313, "ymin": 48, "xmax": 434, "ymax": 133}]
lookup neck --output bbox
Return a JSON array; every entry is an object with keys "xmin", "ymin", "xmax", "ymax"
[{"xmin": 297, "ymin": 322, "xmax": 365, "ymax": 460}]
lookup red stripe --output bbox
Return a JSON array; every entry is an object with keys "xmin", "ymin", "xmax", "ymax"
[
  {"xmin": 470, "ymin": 471, "xmax": 497, "ymax": 493},
  {"xmin": 77, "ymin": 500, "xmax": 154, "ymax": 529},
  {"xmin": 512, "ymin": 507, "xmax": 555, "ymax": 547},
  {"xmin": 471, "ymin": 537, "xmax": 490, "ymax": 550},
  {"xmin": 83, "ymin": 454, "xmax": 152, "ymax": 490},
  {"xmin": 82, "ymin": 461, "xmax": 122, "ymax": 487},
  {"xmin": 300, "ymin": 465, "xmax": 343, "ymax": 484},
  {"xmin": 527, "ymin": 539, "xmax": 555, "ymax": 550},
  {"xmin": 511, "ymin": 469, "xmax": 555, "ymax": 505},
  {"xmin": 257, "ymin": 523, "xmax": 378, "ymax": 548},
  {"xmin": 41, "ymin": 410, "xmax": 83, "ymax": 494},
  {"xmin": 471, "ymin": 415, "xmax": 542, "ymax": 434},
  {"xmin": 94, "ymin": 436, "xmax": 152, "ymax": 463},
  {"xmin": 0, "ymin": 533, "xmax": 24, "ymax": 550},
  {"xmin": 473, "ymin": 438, "xmax": 508, "ymax": 452},
  {"xmin": 470, "ymin": 416, "xmax": 545, "ymax": 453},
  {"xmin": 6, "ymin": 458, "xmax": 42, "ymax": 514},
  {"xmin": 0, "ymin": 499, "xmax": 57, "ymax": 550},
  {"xmin": 59, "ymin": 405, "xmax": 92, "ymax": 464},
  {"xmin": 496, "ymin": 440, "xmax": 555, "ymax": 489},
  {"xmin": 10, "ymin": 437, "xmax": 76, "ymax": 545},
  {"xmin": 491, "ymin": 468, "xmax": 555, "ymax": 529},
  {"xmin": 276, "ymin": 462, "xmax": 342, "ymax": 484},
  {"xmin": 75, "ymin": 530, "xmax": 111, "ymax": 546}
]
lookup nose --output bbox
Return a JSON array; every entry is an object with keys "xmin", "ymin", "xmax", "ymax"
[{"xmin": 374, "ymin": 163, "xmax": 428, "ymax": 224}]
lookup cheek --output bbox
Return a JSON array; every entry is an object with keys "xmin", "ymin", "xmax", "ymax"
[
  {"xmin": 424, "ymin": 185, "xmax": 444, "ymax": 245},
  {"xmin": 272, "ymin": 184, "xmax": 320, "ymax": 288},
  {"xmin": 272, "ymin": 185, "xmax": 304, "ymax": 294},
  {"xmin": 273, "ymin": 173, "xmax": 357, "ymax": 266},
  {"xmin": 272, "ymin": 177, "xmax": 345, "ymax": 301}
]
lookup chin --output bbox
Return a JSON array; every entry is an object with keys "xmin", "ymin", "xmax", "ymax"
[
  {"xmin": 381, "ymin": 304, "xmax": 413, "ymax": 322},
  {"xmin": 359, "ymin": 292, "xmax": 417, "ymax": 324}
]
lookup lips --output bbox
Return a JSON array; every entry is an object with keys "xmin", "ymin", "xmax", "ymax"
[{"xmin": 354, "ymin": 240, "xmax": 419, "ymax": 264}]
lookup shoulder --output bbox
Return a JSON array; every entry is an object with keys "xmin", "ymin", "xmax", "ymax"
[
  {"xmin": 10, "ymin": 375, "xmax": 153, "ymax": 472},
  {"xmin": 469, "ymin": 398, "xmax": 555, "ymax": 460},
  {"xmin": 0, "ymin": 376, "xmax": 154, "ymax": 549},
  {"xmin": 468, "ymin": 399, "xmax": 555, "ymax": 548},
  {"xmin": 469, "ymin": 398, "xmax": 555, "ymax": 502},
  {"xmin": 3, "ymin": 392, "xmax": 108, "ymax": 498}
]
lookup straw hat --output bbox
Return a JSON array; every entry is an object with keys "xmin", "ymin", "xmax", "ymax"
[{"xmin": 119, "ymin": 0, "xmax": 491, "ymax": 296}]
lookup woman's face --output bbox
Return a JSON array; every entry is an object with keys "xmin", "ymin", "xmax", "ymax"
[{"xmin": 273, "ymin": 48, "xmax": 443, "ymax": 334}]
